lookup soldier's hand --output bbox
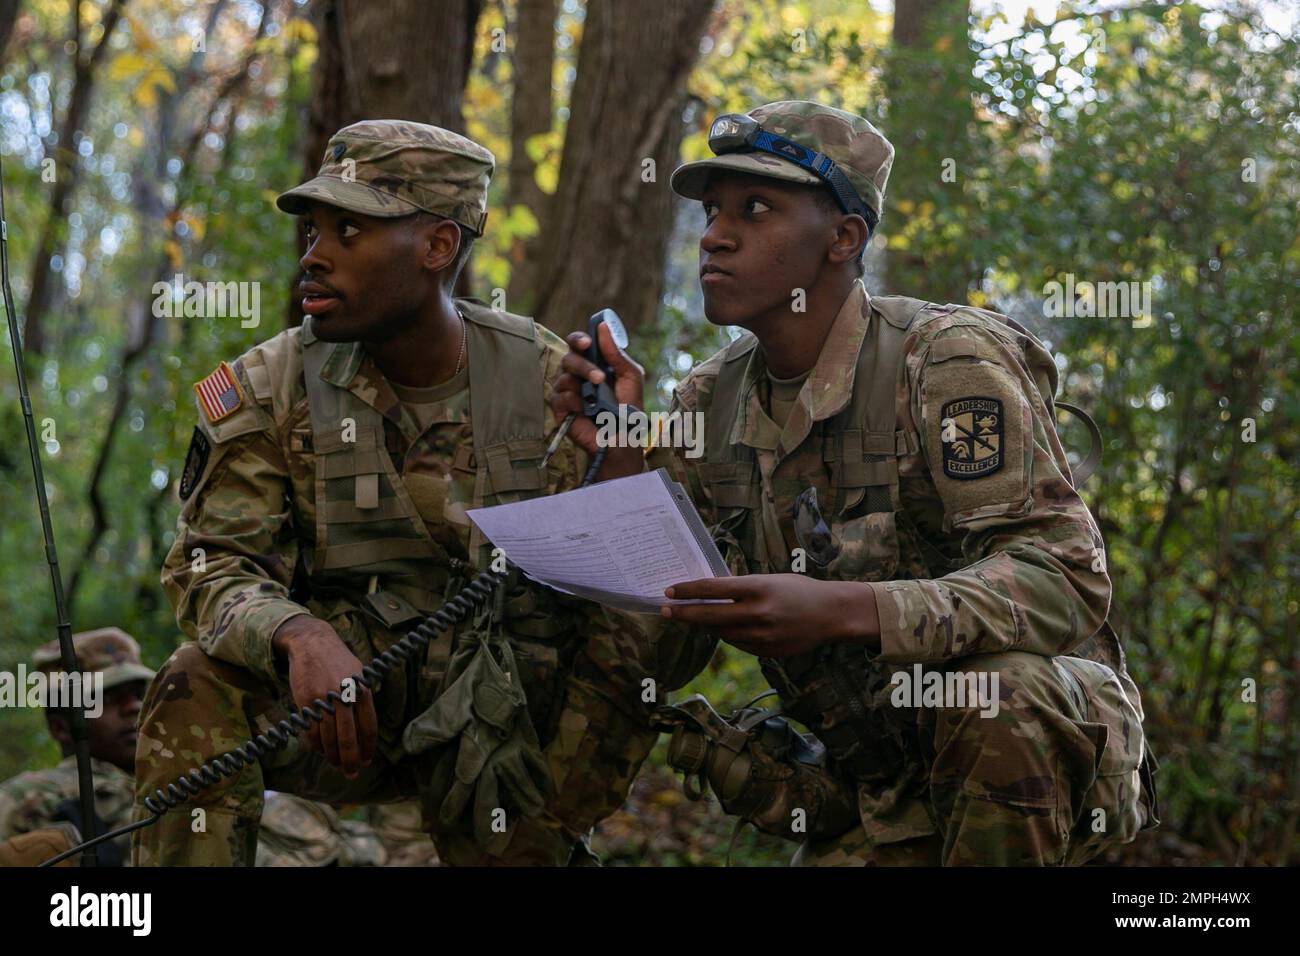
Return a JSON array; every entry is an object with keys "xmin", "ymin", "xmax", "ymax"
[
  {"xmin": 660, "ymin": 575, "xmax": 882, "ymax": 657},
  {"xmin": 551, "ymin": 324, "xmax": 645, "ymax": 481},
  {"xmin": 273, "ymin": 615, "xmax": 377, "ymax": 778}
]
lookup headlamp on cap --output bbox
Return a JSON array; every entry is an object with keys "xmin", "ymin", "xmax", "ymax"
[{"xmin": 707, "ymin": 112, "xmax": 876, "ymax": 230}]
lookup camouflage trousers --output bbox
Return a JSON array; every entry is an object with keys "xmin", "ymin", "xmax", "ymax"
[
  {"xmin": 793, "ymin": 651, "xmax": 1157, "ymax": 866},
  {"xmin": 131, "ymin": 640, "xmax": 654, "ymax": 867}
]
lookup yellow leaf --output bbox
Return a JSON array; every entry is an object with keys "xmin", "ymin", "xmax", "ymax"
[
  {"xmin": 121, "ymin": 12, "xmax": 159, "ymax": 55},
  {"xmin": 165, "ymin": 240, "xmax": 182, "ymax": 271},
  {"xmin": 535, "ymin": 161, "xmax": 559, "ymax": 196},
  {"xmin": 282, "ymin": 19, "xmax": 318, "ymax": 44},
  {"xmin": 524, "ymin": 130, "xmax": 560, "ymax": 164},
  {"xmin": 503, "ymin": 204, "xmax": 540, "ymax": 240},
  {"xmin": 486, "ymin": 256, "xmax": 509, "ymax": 290},
  {"xmin": 934, "ymin": 35, "xmax": 952, "ymax": 53},
  {"xmin": 135, "ymin": 81, "xmax": 158, "ymax": 110},
  {"xmin": 148, "ymin": 67, "xmax": 177, "ymax": 95},
  {"xmin": 108, "ymin": 52, "xmax": 149, "ymax": 82}
]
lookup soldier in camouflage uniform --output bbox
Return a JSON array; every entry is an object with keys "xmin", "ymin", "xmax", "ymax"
[
  {"xmin": 0, "ymin": 628, "xmax": 393, "ymax": 867},
  {"xmin": 255, "ymin": 793, "xmax": 387, "ymax": 866},
  {"xmin": 132, "ymin": 120, "xmax": 708, "ymax": 867},
  {"xmin": 554, "ymin": 102, "xmax": 1159, "ymax": 865},
  {"xmin": 0, "ymin": 628, "xmax": 152, "ymax": 866}
]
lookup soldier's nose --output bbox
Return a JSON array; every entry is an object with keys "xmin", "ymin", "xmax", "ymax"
[{"xmin": 701, "ymin": 219, "xmax": 737, "ymax": 255}]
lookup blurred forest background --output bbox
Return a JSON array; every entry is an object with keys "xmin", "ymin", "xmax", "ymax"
[{"xmin": 0, "ymin": 0, "xmax": 1296, "ymax": 866}]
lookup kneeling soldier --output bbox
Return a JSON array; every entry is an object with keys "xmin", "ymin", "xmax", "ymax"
[
  {"xmin": 133, "ymin": 120, "xmax": 710, "ymax": 866},
  {"xmin": 555, "ymin": 101, "xmax": 1159, "ymax": 865}
]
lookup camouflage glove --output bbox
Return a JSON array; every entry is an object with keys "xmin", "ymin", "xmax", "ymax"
[
  {"xmin": 0, "ymin": 824, "xmax": 81, "ymax": 868},
  {"xmin": 464, "ymin": 719, "xmax": 552, "ymax": 855},
  {"xmin": 403, "ymin": 631, "xmax": 551, "ymax": 847},
  {"xmin": 651, "ymin": 694, "xmax": 859, "ymax": 842},
  {"xmin": 401, "ymin": 626, "xmax": 493, "ymax": 754}
]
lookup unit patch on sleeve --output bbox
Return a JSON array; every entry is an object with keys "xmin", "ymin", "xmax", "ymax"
[
  {"xmin": 940, "ymin": 396, "xmax": 1003, "ymax": 480},
  {"xmin": 178, "ymin": 427, "xmax": 211, "ymax": 500},
  {"xmin": 194, "ymin": 361, "xmax": 244, "ymax": 423}
]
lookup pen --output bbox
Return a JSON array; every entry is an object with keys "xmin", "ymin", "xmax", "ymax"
[{"xmin": 540, "ymin": 411, "xmax": 577, "ymax": 469}]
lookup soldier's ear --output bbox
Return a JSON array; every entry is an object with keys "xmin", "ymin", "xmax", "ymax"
[
  {"xmin": 417, "ymin": 215, "xmax": 462, "ymax": 276},
  {"xmin": 827, "ymin": 213, "xmax": 869, "ymax": 268}
]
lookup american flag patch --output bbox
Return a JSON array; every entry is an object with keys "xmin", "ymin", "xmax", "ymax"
[{"xmin": 194, "ymin": 362, "xmax": 244, "ymax": 423}]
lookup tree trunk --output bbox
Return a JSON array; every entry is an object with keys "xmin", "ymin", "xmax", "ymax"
[
  {"xmin": 884, "ymin": 0, "xmax": 977, "ymax": 302},
  {"xmin": 21, "ymin": 0, "xmax": 129, "ymax": 357},
  {"xmin": 529, "ymin": 0, "xmax": 715, "ymax": 338},
  {"xmin": 504, "ymin": 0, "xmax": 556, "ymax": 314},
  {"xmin": 288, "ymin": 0, "xmax": 483, "ymax": 325},
  {"xmin": 0, "ymin": 0, "xmax": 23, "ymax": 59},
  {"xmin": 67, "ymin": 0, "xmax": 267, "ymax": 609}
]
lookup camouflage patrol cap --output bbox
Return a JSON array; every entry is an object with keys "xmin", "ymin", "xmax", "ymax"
[
  {"xmin": 671, "ymin": 101, "xmax": 894, "ymax": 223},
  {"xmin": 276, "ymin": 119, "xmax": 495, "ymax": 234},
  {"xmin": 32, "ymin": 627, "xmax": 155, "ymax": 691}
]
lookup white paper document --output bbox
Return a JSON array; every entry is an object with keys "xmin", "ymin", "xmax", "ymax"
[{"xmin": 466, "ymin": 468, "xmax": 729, "ymax": 613}]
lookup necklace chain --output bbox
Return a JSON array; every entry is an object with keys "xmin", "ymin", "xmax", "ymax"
[{"xmin": 454, "ymin": 308, "xmax": 467, "ymax": 376}]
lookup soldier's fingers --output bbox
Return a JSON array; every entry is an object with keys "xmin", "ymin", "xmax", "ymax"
[
  {"xmin": 660, "ymin": 600, "xmax": 749, "ymax": 628},
  {"xmin": 560, "ymin": 350, "xmax": 605, "ymax": 384},
  {"xmin": 357, "ymin": 688, "xmax": 378, "ymax": 767},
  {"xmin": 598, "ymin": 323, "xmax": 643, "ymax": 378},
  {"xmin": 664, "ymin": 578, "xmax": 750, "ymax": 601},
  {"xmin": 565, "ymin": 331, "xmax": 590, "ymax": 352},
  {"xmin": 335, "ymin": 699, "xmax": 360, "ymax": 777},
  {"xmin": 318, "ymin": 701, "xmax": 341, "ymax": 768},
  {"xmin": 550, "ymin": 379, "xmax": 584, "ymax": 415}
]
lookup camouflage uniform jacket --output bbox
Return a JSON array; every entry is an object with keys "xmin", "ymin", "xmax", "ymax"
[
  {"xmin": 162, "ymin": 316, "xmax": 587, "ymax": 686},
  {"xmin": 0, "ymin": 757, "xmax": 135, "ymax": 863},
  {"xmin": 648, "ymin": 277, "xmax": 1126, "ymax": 677},
  {"xmin": 161, "ymin": 309, "xmax": 707, "ymax": 846}
]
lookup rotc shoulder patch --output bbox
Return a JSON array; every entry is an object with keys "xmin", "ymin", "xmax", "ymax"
[
  {"xmin": 179, "ymin": 427, "xmax": 210, "ymax": 500},
  {"xmin": 194, "ymin": 361, "xmax": 244, "ymax": 423},
  {"xmin": 940, "ymin": 396, "xmax": 1003, "ymax": 480}
]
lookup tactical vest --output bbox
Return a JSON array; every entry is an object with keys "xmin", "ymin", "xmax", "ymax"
[
  {"xmin": 301, "ymin": 299, "xmax": 549, "ymax": 589},
  {"xmin": 700, "ymin": 294, "xmax": 1121, "ymax": 785},
  {"xmin": 298, "ymin": 300, "xmax": 576, "ymax": 738},
  {"xmin": 698, "ymin": 294, "xmax": 931, "ymax": 780}
]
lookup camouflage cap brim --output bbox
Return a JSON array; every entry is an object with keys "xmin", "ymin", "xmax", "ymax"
[
  {"xmin": 276, "ymin": 175, "xmax": 423, "ymax": 219},
  {"xmin": 98, "ymin": 662, "xmax": 156, "ymax": 690},
  {"xmin": 670, "ymin": 151, "xmax": 822, "ymax": 201}
]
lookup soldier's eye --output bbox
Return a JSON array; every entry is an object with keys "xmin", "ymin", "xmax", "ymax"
[
  {"xmin": 340, "ymin": 222, "xmax": 360, "ymax": 238},
  {"xmin": 745, "ymin": 197, "xmax": 772, "ymax": 215},
  {"xmin": 302, "ymin": 221, "xmax": 317, "ymax": 240},
  {"xmin": 701, "ymin": 202, "xmax": 717, "ymax": 222}
]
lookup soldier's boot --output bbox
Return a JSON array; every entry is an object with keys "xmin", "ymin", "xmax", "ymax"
[
  {"xmin": 793, "ymin": 824, "xmax": 945, "ymax": 866},
  {"xmin": 921, "ymin": 650, "xmax": 1148, "ymax": 866}
]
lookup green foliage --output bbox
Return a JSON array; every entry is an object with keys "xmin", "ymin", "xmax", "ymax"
[{"xmin": 0, "ymin": 0, "xmax": 1295, "ymax": 865}]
